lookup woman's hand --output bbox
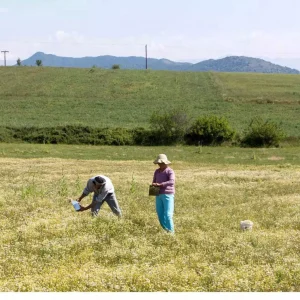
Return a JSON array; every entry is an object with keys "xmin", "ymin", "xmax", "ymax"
[{"xmin": 152, "ymin": 183, "xmax": 162, "ymax": 187}]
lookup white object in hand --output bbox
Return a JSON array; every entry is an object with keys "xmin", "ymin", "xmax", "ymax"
[
  {"xmin": 240, "ymin": 220, "xmax": 253, "ymax": 230},
  {"xmin": 71, "ymin": 200, "xmax": 81, "ymax": 211}
]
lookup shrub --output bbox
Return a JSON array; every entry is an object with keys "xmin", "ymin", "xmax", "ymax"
[
  {"xmin": 3, "ymin": 126, "xmax": 135, "ymax": 146},
  {"xmin": 0, "ymin": 127, "xmax": 14, "ymax": 142},
  {"xmin": 112, "ymin": 64, "xmax": 120, "ymax": 69},
  {"xmin": 132, "ymin": 128, "xmax": 161, "ymax": 146},
  {"xmin": 240, "ymin": 118, "xmax": 286, "ymax": 148},
  {"xmin": 184, "ymin": 115, "xmax": 235, "ymax": 146},
  {"xmin": 96, "ymin": 128, "xmax": 134, "ymax": 145},
  {"xmin": 149, "ymin": 109, "xmax": 190, "ymax": 145},
  {"xmin": 36, "ymin": 60, "xmax": 42, "ymax": 67}
]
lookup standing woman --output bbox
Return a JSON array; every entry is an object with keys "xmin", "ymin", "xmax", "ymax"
[{"xmin": 152, "ymin": 154, "xmax": 175, "ymax": 234}]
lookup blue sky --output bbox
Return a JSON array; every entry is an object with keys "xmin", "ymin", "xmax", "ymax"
[{"xmin": 1, "ymin": 0, "xmax": 300, "ymax": 68}]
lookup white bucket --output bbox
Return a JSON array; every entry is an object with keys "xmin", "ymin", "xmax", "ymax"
[
  {"xmin": 71, "ymin": 200, "xmax": 81, "ymax": 211},
  {"xmin": 240, "ymin": 220, "xmax": 253, "ymax": 230}
]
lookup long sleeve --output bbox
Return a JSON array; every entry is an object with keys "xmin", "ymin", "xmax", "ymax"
[
  {"xmin": 161, "ymin": 169, "xmax": 175, "ymax": 188},
  {"xmin": 83, "ymin": 179, "xmax": 93, "ymax": 196},
  {"xmin": 152, "ymin": 172, "xmax": 157, "ymax": 184}
]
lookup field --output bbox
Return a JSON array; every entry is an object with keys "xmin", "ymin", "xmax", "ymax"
[
  {"xmin": 1, "ymin": 67, "xmax": 300, "ymax": 291},
  {"xmin": 1, "ymin": 67, "xmax": 300, "ymax": 136},
  {"xmin": 1, "ymin": 144, "xmax": 300, "ymax": 291}
]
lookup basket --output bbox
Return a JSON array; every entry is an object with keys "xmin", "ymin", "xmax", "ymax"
[{"xmin": 149, "ymin": 185, "xmax": 160, "ymax": 196}]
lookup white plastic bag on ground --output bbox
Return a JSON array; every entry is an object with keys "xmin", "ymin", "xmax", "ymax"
[{"xmin": 240, "ymin": 220, "xmax": 253, "ymax": 230}]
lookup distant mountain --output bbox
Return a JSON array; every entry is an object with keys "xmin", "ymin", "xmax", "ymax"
[
  {"xmin": 20, "ymin": 52, "xmax": 192, "ymax": 71},
  {"xmin": 267, "ymin": 58, "xmax": 300, "ymax": 71},
  {"xmin": 20, "ymin": 52, "xmax": 300, "ymax": 74},
  {"xmin": 189, "ymin": 56, "xmax": 300, "ymax": 74}
]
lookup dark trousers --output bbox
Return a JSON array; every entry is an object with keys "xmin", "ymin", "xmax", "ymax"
[{"xmin": 91, "ymin": 193, "xmax": 122, "ymax": 217}]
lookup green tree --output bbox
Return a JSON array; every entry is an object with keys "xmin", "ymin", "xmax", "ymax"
[
  {"xmin": 16, "ymin": 58, "xmax": 22, "ymax": 66},
  {"xmin": 241, "ymin": 117, "xmax": 285, "ymax": 148},
  {"xmin": 112, "ymin": 64, "xmax": 120, "ymax": 69},
  {"xmin": 36, "ymin": 60, "xmax": 42, "ymax": 67},
  {"xmin": 149, "ymin": 108, "xmax": 190, "ymax": 145},
  {"xmin": 184, "ymin": 115, "xmax": 235, "ymax": 146}
]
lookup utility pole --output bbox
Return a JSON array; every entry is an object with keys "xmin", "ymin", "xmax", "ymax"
[
  {"xmin": 1, "ymin": 50, "xmax": 9, "ymax": 66},
  {"xmin": 145, "ymin": 44, "xmax": 148, "ymax": 69}
]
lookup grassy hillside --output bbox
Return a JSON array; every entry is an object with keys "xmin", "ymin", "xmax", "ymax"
[
  {"xmin": 214, "ymin": 72, "xmax": 300, "ymax": 103},
  {"xmin": 1, "ymin": 67, "xmax": 300, "ymax": 136}
]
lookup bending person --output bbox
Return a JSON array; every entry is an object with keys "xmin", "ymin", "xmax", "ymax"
[{"xmin": 75, "ymin": 175, "xmax": 122, "ymax": 217}]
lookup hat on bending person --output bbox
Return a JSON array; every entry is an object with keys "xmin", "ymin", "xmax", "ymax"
[{"xmin": 93, "ymin": 176, "xmax": 106, "ymax": 185}]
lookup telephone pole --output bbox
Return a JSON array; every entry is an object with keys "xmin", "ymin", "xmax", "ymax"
[
  {"xmin": 1, "ymin": 50, "xmax": 9, "ymax": 66},
  {"xmin": 145, "ymin": 44, "xmax": 148, "ymax": 69}
]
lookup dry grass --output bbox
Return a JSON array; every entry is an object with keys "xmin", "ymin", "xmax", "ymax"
[{"xmin": 1, "ymin": 157, "xmax": 300, "ymax": 291}]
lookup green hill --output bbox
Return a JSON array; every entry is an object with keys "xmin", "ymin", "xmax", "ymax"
[{"xmin": 1, "ymin": 66, "xmax": 300, "ymax": 137}]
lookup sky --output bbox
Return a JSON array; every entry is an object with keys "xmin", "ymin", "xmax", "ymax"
[{"xmin": 1, "ymin": 0, "xmax": 300, "ymax": 68}]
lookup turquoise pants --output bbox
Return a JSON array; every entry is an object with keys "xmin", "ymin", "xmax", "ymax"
[{"xmin": 155, "ymin": 194, "xmax": 175, "ymax": 233}]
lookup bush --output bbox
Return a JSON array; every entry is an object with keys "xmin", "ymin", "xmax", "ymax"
[
  {"xmin": 132, "ymin": 128, "xmax": 162, "ymax": 146},
  {"xmin": 0, "ymin": 127, "xmax": 14, "ymax": 142},
  {"xmin": 240, "ymin": 118, "xmax": 285, "ymax": 148},
  {"xmin": 36, "ymin": 60, "xmax": 42, "ymax": 67},
  {"xmin": 3, "ymin": 125, "xmax": 168, "ymax": 146},
  {"xmin": 96, "ymin": 128, "xmax": 134, "ymax": 145},
  {"xmin": 112, "ymin": 64, "xmax": 120, "ymax": 69},
  {"xmin": 184, "ymin": 115, "xmax": 235, "ymax": 146},
  {"xmin": 5, "ymin": 126, "xmax": 135, "ymax": 145},
  {"xmin": 149, "ymin": 109, "xmax": 190, "ymax": 145}
]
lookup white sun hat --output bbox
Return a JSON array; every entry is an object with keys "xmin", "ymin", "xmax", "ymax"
[{"xmin": 153, "ymin": 154, "xmax": 171, "ymax": 164}]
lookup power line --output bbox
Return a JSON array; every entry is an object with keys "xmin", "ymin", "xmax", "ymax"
[{"xmin": 1, "ymin": 50, "xmax": 9, "ymax": 66}]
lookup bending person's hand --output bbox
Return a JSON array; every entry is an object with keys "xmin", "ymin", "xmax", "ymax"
[{"xmin": 78, "ymin": 205, "xmax": 87, "ymax": 212}]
